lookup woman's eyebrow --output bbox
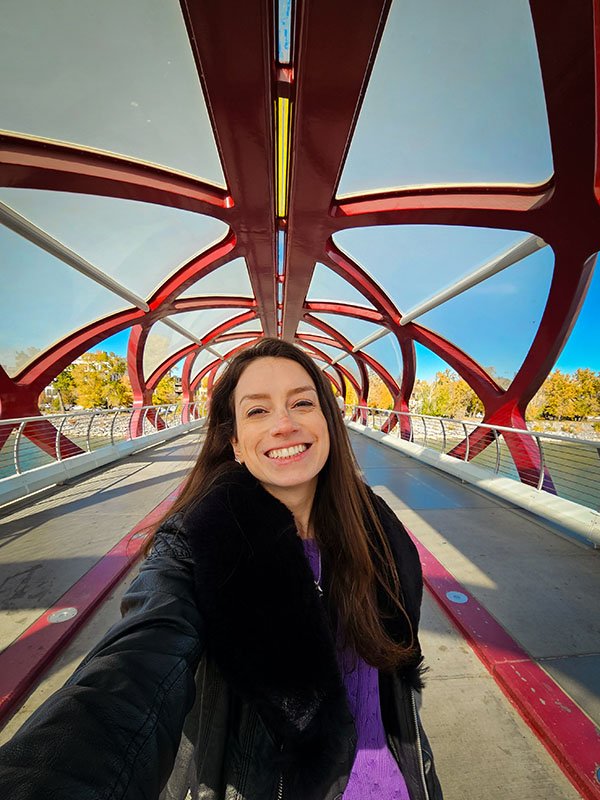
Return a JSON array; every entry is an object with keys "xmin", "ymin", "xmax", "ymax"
[
  {"xmin": 288, "ymin": 385, "xmax": 317, "ymax": 396},
  {"xmin": 238, "ymin": 386, "xmax": 316, "ymax": 405}
]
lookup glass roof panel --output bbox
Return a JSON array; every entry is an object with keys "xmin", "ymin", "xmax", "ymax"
[
  {"xmin": 174, "ymin": 308, "xmax": 250, "ymax": 340},
  {"xmin": 306, "ymin": 263, "xmax": 376, "ymax": 308},
  {"xmin": 308, "ymin": 313, "xmax": 382, "ymax": 347},
  {"xmin": 1, "ymin": 0, "xmax": 225, "ymax": 184},
  {"xmin": 277, "ymin": 0, "xmax": 293, "ymax": 64},
  {"xmin": 339, "ymin": 359, "xmax": 361, "ymax": 386},
  {"xmin": 296, "ymin": 321, "xmax": 317, "ymax": 335},
  {"xmin": 0, "ymin": 189, "xmax": 228, "ymax": 300},
  {"xmin": 300, "ymin": 340, "xmax": 362, "ymax": 385},
  {"xmin": 362, "ymin": 336, "xmax": 403, "ymax": 383},
  {"xmin": 299, "ymin": 340, "xmax": 344, "ymax": 362},
  {"xmin": 143, "ymin": 307, "xmax": 244, "ymax": 378},
  {"xmin": 144, "ymin": 321, "xmax": 192, "ymax": 380},
  {"xmin": 338, "ymin": 0, "xmax": 552, "ymax": 196},
  {"xmin": 190, "ymin": 350, "xmax": 215, "ymax": 385},
  {"xmin": 227, "ymin": 319, "xmax": 263, "ymax": 335},
  {"xmin": 333, "ymin": 225, "xmax": 531, "ymax": 313},
  {"xmin": 418, "ymin": 245, "xmax": 554, "ymax": 381},
  {"xmin": 0, "ymin": 225, "xmax": 126, "ymax": 377},
  {"xmin": 180, "ymin": 258, "xmax": 254, "ymax": 298},
  {"xmin": 208, "ymin": 338, "xmax": 256, "ymax": 357},
  {"xmin": 213, "ymin": 361, "xmax": 228, "ymax": 382}
]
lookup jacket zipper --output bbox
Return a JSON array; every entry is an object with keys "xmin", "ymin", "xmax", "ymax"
[
  {"xmin": 236, "ymin": 712, "xmax": 258, "ymax": 799},
  {"xmin": 410, "ymin": 689, "xmax": 430, "ymax": 800},
  {"xmin": 274, "ymin": 739, "xmax": 284, "ymax": 800}
]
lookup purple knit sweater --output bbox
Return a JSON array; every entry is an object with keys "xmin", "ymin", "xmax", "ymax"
[{"xmin": 303, "ymin": 539, "xmax": 410, "ymax": 800}]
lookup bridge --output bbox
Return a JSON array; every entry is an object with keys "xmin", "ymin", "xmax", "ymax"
[{"xmin": 1, "ymin": 0, "xmax": 599, "ymax": 797}]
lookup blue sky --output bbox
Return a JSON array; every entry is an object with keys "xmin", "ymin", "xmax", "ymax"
[
  {"xmin": 2, "ymin": 0, "xmax": 598, "ymax": 385},
  {"xmin": 86, "ymin": 0, "xmax": 599, "ymax": 383},
  {"xmin": 94, "ymin": 256, "xmax": 599, "ymax": 384}
]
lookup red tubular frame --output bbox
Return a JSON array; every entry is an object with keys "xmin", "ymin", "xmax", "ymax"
[{"xmin": 0, "ymin": 0, "xmax": 597, "ymax": 492}]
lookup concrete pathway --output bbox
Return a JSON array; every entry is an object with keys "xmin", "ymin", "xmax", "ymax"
[{"xmin": 1, "ymin": 429, "xmax": 597, "ymax": 798}]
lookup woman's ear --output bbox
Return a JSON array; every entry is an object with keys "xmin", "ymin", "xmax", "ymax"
[{"xmin": 231, "ymin": 439, "xmax": 243, "ymax": 464}]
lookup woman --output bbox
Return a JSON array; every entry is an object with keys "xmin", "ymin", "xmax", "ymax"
[{"xmin": 0, "ymin": 338, "xmax": 442, "ymax": 800}]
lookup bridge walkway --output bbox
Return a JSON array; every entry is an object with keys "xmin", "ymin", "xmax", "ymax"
[{"xmin": 0, "ymin": 429, "xmax": 598, "ymax": 799}]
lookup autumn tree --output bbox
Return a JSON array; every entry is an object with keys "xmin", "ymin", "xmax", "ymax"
[
  {"xmin": 410, "ymin": 379, "xmax": 432, "ymax": 414},
  {"xmin": 571, "ymin": 368, "xmax": 600, "ymax": 419},
  {"xmin": 105, "ymin": 374, "xmax": 133, "ymax": 408},
  {"xmin": 50, "ymin": 366, "xmax": 77, "ymax": 411},
  {"xmin": 410, "ymin": 370, "xmax": 483, "ymax": 418},
  {"xmin": 367, "ymin": 372, "xmax": 394, "ymax": 409},
  {"xmin": 13, "ymin": 347, "xmax": 39, "ymax": 373},
  {"xmin": 70, "ymin": 351, "xmax": 132, "ymax": 409},
  {"xmin": 152, "ymin": 374, "xmax": 178, "ymax": 405},
  {"xmin": 343, "ymin": 377, "xmax": 359, "ymax": 408},
  {"xmin": 528, "ymin": 368, "xmax": 600, "ymax": 420}
]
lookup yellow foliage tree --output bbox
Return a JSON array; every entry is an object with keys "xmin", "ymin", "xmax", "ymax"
[
  {"xmin": 528, "ymin": 368, "xmax": 600, "ymax": 420},
  {"xmin": 342, "ymin": 377, "xmax": 359, "ymax": 408},
  {"xmin": 367, "ymin": 372, "xmax": 394, "ymax": 409},
  {"xmin": 71, "ymin": 351, "xmax": 131, "ymax": 409},
  {"xmin": 152, "ymin": 374, "xmax": 179, "ymax": 405}
]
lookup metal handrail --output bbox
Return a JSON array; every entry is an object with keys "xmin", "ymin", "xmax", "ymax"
[
  {"xmin": 348, "ymin": 404, "xmax": 600, "ymax": 513},
  {"xmin": 0, "ymin": 403, "xmax": 204, "ymax": 481},
  {"xmin": 352, "ymin": 406, "xmax": 600, "ymax": 447}
]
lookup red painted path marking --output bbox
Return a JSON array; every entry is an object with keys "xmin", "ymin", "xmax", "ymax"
[
  {"xmin": 411, "ymin": 533, "xmax": 600, "ymax": 800},
  {"xmin": 1, "ymin": 492, "xmax": 598, "ymax": 800},
  {"xmin": 0, "ymin": 486, "xmax": 182, "ymax": 729}
]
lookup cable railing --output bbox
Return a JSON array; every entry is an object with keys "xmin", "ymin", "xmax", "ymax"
[
  {"xmin": 348, "ymin": 405, "xmax": 600, "ymax": 513},
  {"xmin": 0, "ymin": 403, "xmax": 205, "ymax": 481}
]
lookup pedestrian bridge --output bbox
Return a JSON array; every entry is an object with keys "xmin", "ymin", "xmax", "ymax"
[
  {"xmin": 2, "ymin": 1, "xmax": 600, "ymax": 796},
  {"xmin": 0, "ymin": 426, "xmax": 598, "ymax": 800}
]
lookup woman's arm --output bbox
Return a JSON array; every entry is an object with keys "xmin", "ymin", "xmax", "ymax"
[{"xmin": 0, "ymin": 522, "xmax": 204, "ymax": 800}]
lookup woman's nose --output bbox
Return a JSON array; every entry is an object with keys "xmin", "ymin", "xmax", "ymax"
[{"xmin": 270, "ymin": 409, "xmax": 298, "ymax": 435}]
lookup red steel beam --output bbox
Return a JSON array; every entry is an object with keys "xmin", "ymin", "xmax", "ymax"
[
  {"xmin": 180, "ymin": 0, "xmax": 277, "ymax": 335},
  {"xmin": 0, "ymin": 132, "xmax": 232, "ymax": 218},
  {"xmin": 283, "ymin": 0, "xmax": 391, "ymax": 337}
]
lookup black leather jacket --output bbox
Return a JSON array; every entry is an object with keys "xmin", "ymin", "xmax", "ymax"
[{"xmin": 0, "ymin": 485, "xmax": 443, "ymax": 800}]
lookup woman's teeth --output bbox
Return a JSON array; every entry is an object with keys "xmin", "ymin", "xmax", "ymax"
[{"xmin": 267, "ymin": 444, "xmax": 308, "ymax": 459}]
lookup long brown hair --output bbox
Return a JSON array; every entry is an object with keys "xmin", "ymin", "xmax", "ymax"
[{"xmin": 150, "ymin": 337, "xmax": 414, "ymax": 671}]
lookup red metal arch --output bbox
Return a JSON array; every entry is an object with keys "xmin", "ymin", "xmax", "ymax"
[{"xmin": 0, "ymin": 0, "xmax": 596, "ymax": 498}]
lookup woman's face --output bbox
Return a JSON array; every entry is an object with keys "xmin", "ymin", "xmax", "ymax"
[{"xmin": 231, "ymin": 357, "xmax": 330, "ymax": 505}]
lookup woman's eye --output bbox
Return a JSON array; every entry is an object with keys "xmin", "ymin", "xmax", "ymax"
[
  {"xmin": 293, "ymin": 399, "xmax": 314, "ymax": 408},
  {"xmin": 247, "ymin": 407, "xmax": 266, "ymax": 417}
]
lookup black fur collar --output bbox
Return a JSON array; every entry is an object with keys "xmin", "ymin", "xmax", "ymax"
[{"xmin": 182, "ymin": 464, "xmax": 423, "ymax": 785}]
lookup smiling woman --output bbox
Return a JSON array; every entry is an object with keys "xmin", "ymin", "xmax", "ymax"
[
  {"xmin": 231, "ymin": 357, "xmax": 330, "ymax": 531},
  {"xmin": 0, "ymin": 338, "xmax": 442, "ymax": 800}
]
